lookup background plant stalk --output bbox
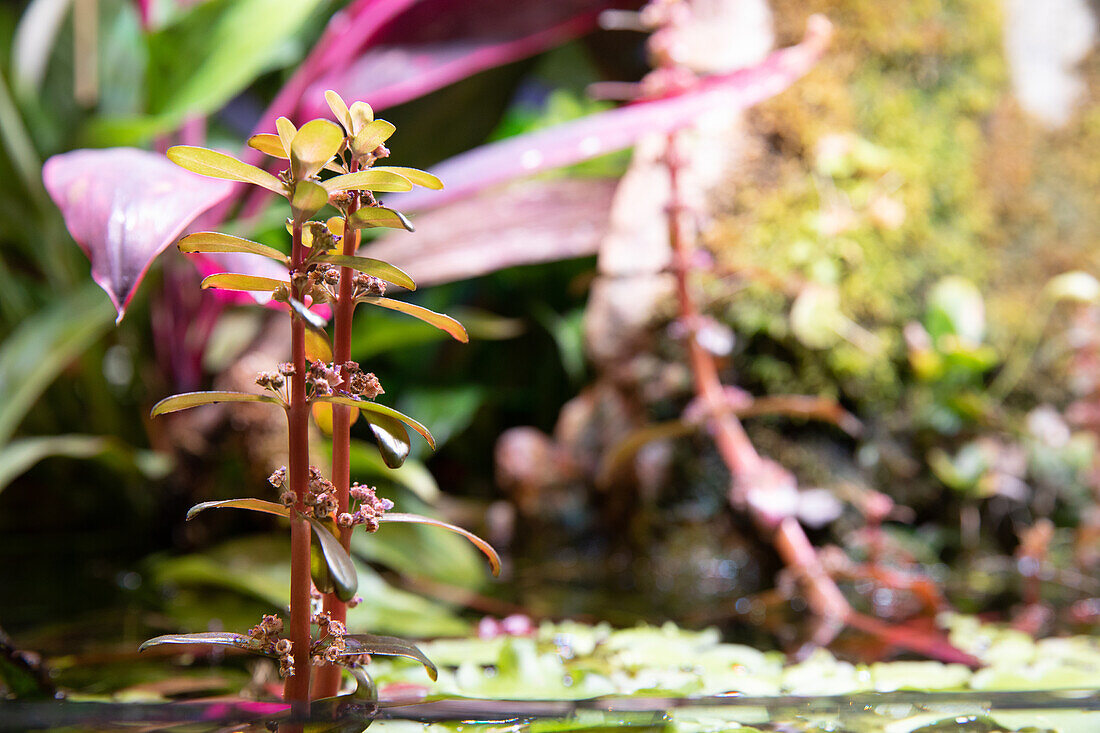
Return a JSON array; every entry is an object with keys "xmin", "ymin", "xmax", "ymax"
[
  {"xmin": 285, "ymin": 217, "xmax": 313, "ymax": 711},
  {"xmin": 314, "ymin": 161, "xmax": 362, "ymax": 699}
]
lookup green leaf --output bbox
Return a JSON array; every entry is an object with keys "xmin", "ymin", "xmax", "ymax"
[
  {"xmin": 357, "ymin": 297, "xmax": 468, "ymax": 342},
  {"xmin": 146, "ymin": 0, "xmax": 325, "ymax": 124},
  {"xmin": 322, "ymin": 170, "xmax": 412, "ymax": 194},
  {"xmin": 139, "ymin": 632, "xmax": 268, "ymax": 656},
  {"xmin": 290, "ymin": 119, "xmax": 344, "ymax": 181},
  {"xmin": 339, "ymin": 634, "xmax": 437, "ymax": 681},
  {"xmin": 315, "ymin": 396, "xmax": 435, "ymax": 449},
  {"xmin": 178, "ymin": 232, "xmax": 288, "ymax": 264},
  {"xmin": 325, "ymin": 90, "xmax": 353, "ymax": 132},
  {"xmin": 0, "ymin": 283, "xmax": 114, "ymax": 444},
  {"xmin": 246, "ymin": 133, "xmax": 288, "ymax": 159},
  {"xmin": 201, "ymin": 273, "xmax": 288, "ymax": 293},
  {"xmin": 275, "ymin": 117, "xmax": 297, "ymax": 158},
  {"xmin": 346, "ymin": 206, "xmax": 415, "ymax": 232},
  {"xmin": 364, "ymin": 411, "xmax": 411, "ymax": 469},
  {"xmin": 380, "ymin": 513, "xmax": 501, "ymax": 577},
  {"xmin": 317, "ymin": 254, "xmax": 416, "ymax": 290},
  {"xmin": 290, "ymin": 180, "xmax": 329, "ymax": 218},
  {"xmin": 185, "ymin": 498, "xmax": 290, "ymax": 521},
  {"xmin": 308, "ymin": 517, "xmax": 358, "ymax": 602},
  {"xmin": 351, "ymin": 120, "xmax": 396, "ymax": 157},
  {"xmin": 372, "ymin": 166, "xmax": 443, "ymax": 190},
  {"xmin": 348, "ymin": 101, "xmax": 374, "ymax": 132},
  {"xmin": 167, "ymin": 146, "xmax": 284, "ymax": 195},
  {"xmin": 0, "ymin": 434, "xmax": 170, "ymax": 496},
  {"xmin": 151, "ymin": 391, "xmax": 285, "ymax": 417}
]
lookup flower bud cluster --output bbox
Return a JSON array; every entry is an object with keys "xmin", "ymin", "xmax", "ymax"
[
  {"xmin": 337, "ymin": 483, "xmax": 393, "ymax": 532},
  {"xmin": 309, "ymin": 610, "xmax": 352, "ymax": 667},
  {"xmin": 305, "ymin": 360, "xmax": 383, "ymax": 400},
  {"xmin": 352, "ymin": 272, "xmax": 386, "ymax": 299},
  {"xmin": 246, "ymin": 614, "xmax": 295, "ymax": 677},
  {"xmin": 307, "ymin": 359, "xmax": 343, "ymax": 396},
  {"xmin": 255, "ymin": 370, "xmax": 285, "ymax": 390}
]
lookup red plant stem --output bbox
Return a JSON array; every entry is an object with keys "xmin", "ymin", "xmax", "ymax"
[
  {"xmin": 664, "ymin": 129, "xmax": 852, "ymax": 631},
  {"xmin": 314, "ymin": 165, "xmax": 362, "ymax": 699},
  {"xmin": 285, "ymin": 218, "xmax": 313, "ymax": 712}
]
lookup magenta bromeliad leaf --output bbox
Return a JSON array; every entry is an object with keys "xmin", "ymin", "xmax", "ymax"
[
  {"xmin": 42, "ymin": 148, "xmax": 234, "ymax": 323},
  {"xmin": 387, "ymin": 16, "xmax": 832, "ymax": 213}
]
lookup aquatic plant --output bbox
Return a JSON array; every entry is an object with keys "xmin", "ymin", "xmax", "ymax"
[{"xmin": 135, "ymin": 93, "xmax": 499, "ymax": 712}]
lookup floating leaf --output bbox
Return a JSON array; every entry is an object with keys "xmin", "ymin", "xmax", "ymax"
[
  {"xmin": 317, "ymin": 254, "xmax": 416, "ymax": 290},
  {"xmin": 186, "ymin": 498, "xmax": 290, "ymax": 521},
  {"xmin": 291, "ymin": 180, "xmax": 330, "ymax": 219},
  {"xmin": 380, "ymin": 513, "xmax": 500, "ymax": 577},
  {"xmin": 357, "ymin": 297, "xmax": 467, "ymax": 342},
  {"xmin": 151, "ymin": 391, "xmax": 285, "ymax": 417},
  {"xmin": 347, "ymin": 206, "xmax": 415, "ymax": 232},
  {"xmin": 290, "ymin": 119, "xmax": 344, "ymax": 181},
  {"xmin": 325, "ymin": 89, "xmax": 353, "ymax": 132},
  {"xmin": 201, "ymin": 273, "xmax": 288, "ymax": 293},
  {"xmin": 178, "ymin": 232, "xmax": 289, "ymax": 265},
  {"xmin": 308, "ymin": 517, "xmax": 358, "ymax": 602},
  {"xmin": 372, "ymin": 166, "xmax": 443, "ymax": 190},
  {"xmin": 315, "ymin": 396, "xmax": 435, "ymax": 450},
  {"xmin": 365, "ymin": 411, "xmax": 411, "ymax": 469},
  {"xmin": 167, "ymin": 145, "xmax": 285, "ymax": 195},
  {"xmin": 139, "ymin": 632, "xmax": 267, "ymax": 656},
  {"xmin": 322, "ymin": 170, "xmax": 412, "ymax": 194},
  {"xmin": 339, "ymin": 634, "xmax": 437, "ymax": 681},
  {"xmin": 247, "ymin": 133, "xmax": 288, "ymax": 159},
  {"xmin": 42, "ymin": 148, "xmax": 234, "ymax": 320},
  {"xmin": 351, "ymin": 119, "xmax": 396, "ymax": 157}
]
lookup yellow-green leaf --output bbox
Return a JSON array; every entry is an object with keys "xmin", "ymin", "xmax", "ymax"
[
  {"xmin": 167, "ymin": 146, "xmax": 284, "ymax": 195},
  {"xmin": 346, "ymin": 207, "xmax": 414, "ymax": 232},
  {"xmin": 352, "ymin": 119, "xmax": 396, "ymax": 157},
  {"xmin": 178, "ymin": 232, "xmax": 288, "ymax": 265},
  {"xmin": 201, "ymin": 273, "xmax": 288, "ymax": 293},
  {"xmin": 316, "ymin": 396, "xmax": 435, "ymax": 449},
  {"xmin": 381, "ymin": 513, "xmax": 501, "ymax": 577},
  {"xmin": 290, "ymin": 118, "xmax": 344, "ymax": 181},
  {"xmin": 322, "ymin": 170, "xmax": 412, "ymax": 194},
  {"xmin": 275, "ymin": 117, "xmax": 297, "ymax": 158},
  {"xmin": 357, "ymin": 297, "xmax": 467, "ymax": 342},
  {"xmin": 291, "ymin": 180, "xmax": 329, "ymax": 218},
  {"xmin": 372, "ymin": 166, "xmax": 442, "ymax": 190},
  {"xmin": 349, "ymin": 101, "xmax": 373, "ymax": 133},
  {"xmin": 151, "ymin": 391, "xmax": 285, "ymax": 417},
  {"xmin": 325, "ymin": 90, "xmax": 352, "ymax": 132},
  {"xmin": 186, "ymin": 498, "xmax": 290, "ymax": 521},
  {"xmin": 247, "ymin": 133, "xmax": 288, "ymax": 159},
  {"xmin": 317, "ymin": 254, "xmax": 416, "ymax": 290}
]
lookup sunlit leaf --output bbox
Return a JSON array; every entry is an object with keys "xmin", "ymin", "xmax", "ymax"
[
  {"xmin": 372, "ymin": 166, "xmax": 443, "ymax": 190},
  {"xmin": 317, "ymin": 254, "xmax": 416, "ymax": 290},
  {"xmin": 380, "ymin": 513, "xmax": 500, "ymax": 577},
  {"xmin": 365, "ymin": 411, "xmax": 411, "ymax": 469},
  {"xmin": 287, "ymin": 297, "xmax": 328, "ymax": 330},
  {"xmin": 357, "ymin": 297, "xmax": 467, "ymax": 342},
  {"xmin": 151, "ymin": 391, "xmax": 285, "ymax": 417},
  {"xmin": 167, "ymin": 146, "xmax": 285, "ymax": 194},
  {"xmin": 290, "ymin": 119, "xmax": 344, "ymax": 181},
  {"xmin": 178, "ymin": 232, "xmax": 289, "ymax": 265},
  {"xmin": 308, "ymin": 517, "xmax": 358, "ymax": 602},
  {"xmin": 185, "ymin": 498, "xmax": 290, "ymax": 521},
  {"xmin": 325, "ymin": 89, "xmax": 353, "ymax": 132},
  {"xmin": 139, "ymin": 632, "xmax": 268, "ymax": 656},
  {"xmin": 201, "ymin": 273, "xmax": 288, "ymax": 293},
  {"xmin": 305, "ymin": 329, "xmax": 333, "ymax": 362},
  {"xmin": 349, "ymin": 101, "xmax": 374, "ymax": 132},
  {"xmin": 247, "ymin": 133, "xmax": 288, "ymax": 159},
  {"xmin": 351, "ymin": 119, "xmax": 396, "ymax": 157},
  {"xmin": 42, "ymin": 148, "xmax": 234, "ymax": 320},
  {"xmin": 275, "ymin": 116, "xmax": 297, "ymax": 157},
  {"xmin": 339, "ymin": 634, "xmax": 437, "ymax": 681},
  {"xmin": 291, "ymin": 180, "xmax": 330, "ymax": 218},
  {"xmin": 347, "ymin": 206, "xmax": 415, "ymax": 232},
  {"xmin": 315, "ymin": 396, "xmax": 435, "ymax": 450},
  {"xmin": 321, "ymin": 170, "xmax": 412, "ymax": 194}
]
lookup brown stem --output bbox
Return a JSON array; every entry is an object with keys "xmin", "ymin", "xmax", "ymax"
[
  {"xmin": 285, "ymin": 217, "xmax": 313, "ymax": 713},
  {"xmin": 314, "ymin": 163, "xmax": 362, "ymax": 699}
]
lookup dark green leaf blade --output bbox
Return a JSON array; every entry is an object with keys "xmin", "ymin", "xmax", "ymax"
[
  {"xmin": 339, "ymin": 634, "xmax": 437, "ymax": 681},
  {"xmin": 380, "ymin": 513, "xmax": 501, "ymax": 577},
  {"xmin": 365, "ymin": 412, "xmax": 411, "ymax": 469},
  {"xmin": 178, "ymin": 232, "xmax": 289, "ymax": 264},
  {"xmin": 186, "ymin": 498, "xmax": 290, "ymax": 521},
  {"xmin": 317, "ymin": 254, "xmax": 416, "ymax": 290},
  {"xmin": 358, "ymin": 297, "xmax": 468, "ymax": 342},
  {"xmin": 151, "ymin": 391, "xmax": 285, "ymax": 417},
  {"xmin": 315, "ymin": 396, "xmax": 435, "ymax": 450},
  {"xmin": 308, "ymin": 517, "xmax": 358, "ymax": 602}
]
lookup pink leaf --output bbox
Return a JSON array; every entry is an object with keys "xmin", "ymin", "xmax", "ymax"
[
  {"xmin": 388, "ymin": 16, "xmax": 832, "ymax": 213},
  {"xmin": 361, "ymin": 178, "xmax": 618, "ymax": 286},
  {"xmin": 43, "ymin": 148, "xmax": 234, "ymax": 323}
]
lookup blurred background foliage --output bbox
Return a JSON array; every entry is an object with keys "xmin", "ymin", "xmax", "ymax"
[{"xmin": 0, "ymin": 0, "xmax": 1098, "ymax": 698}]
